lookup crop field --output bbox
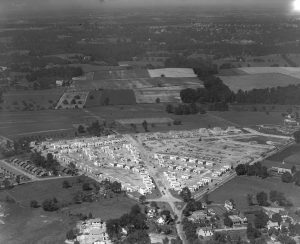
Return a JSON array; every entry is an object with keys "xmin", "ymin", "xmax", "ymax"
[
  {"xmin": 148, "ymin": 68, "xmax": 197, "ymax": 78},
  {"xmin": 117, "ymin": 117, "xmax": 173, "ymax": 125},
  {"xmin": 1, "ymin": 88, "xmax": 65, "ymax": 111},
  {"xmin": 93, "ymin": 69, "xmax": 150, "ymax": 80},
  {"xmin": 72, "ymin": 76, "xmax": 202, "ymax": 91},
  {"xmin": 211, "ymin": 111, "xmax": 285, "ymax": 127},
  {"xmin": 219, "ymin": 73, "xmax": 300, "ymax": 92},
  {"xmin": 237, "ymin": 67, "xmax": 300, "ymax": 79},
  {"xmin": 209, "ymin": 176, "xmax": 300, "ymax": 211}
]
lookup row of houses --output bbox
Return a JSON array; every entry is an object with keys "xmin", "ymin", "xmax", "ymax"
[{"xmin": 8, "ymin": 158, "xmax": 48, "ymax": 177}]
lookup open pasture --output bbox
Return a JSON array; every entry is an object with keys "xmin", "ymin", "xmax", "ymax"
[{"xmin": 209, "ymin": 176, "xmax": 300, "ymax": 211}]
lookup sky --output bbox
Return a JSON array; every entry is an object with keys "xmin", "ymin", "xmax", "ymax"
[{"xmin": 0, "ymin": 0, "xmax": 295, "ymax": 16}]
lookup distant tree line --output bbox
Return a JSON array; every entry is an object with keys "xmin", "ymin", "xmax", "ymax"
[
  {"xmin": 26, "ymin": 66, "xmax": 83, "ymax": 89},
  {"xmin": 181, "ymin": 77, "xmax": 300, "ymax": 110},
  {"xmin": 235, "ymin": 85, "xmax": 300, "ymax": 105},
  {"xmin": 166, "ymin": 103, "xmax": 206, "ymax": 115}
]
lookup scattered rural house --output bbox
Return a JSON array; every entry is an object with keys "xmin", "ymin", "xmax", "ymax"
[
  {"xmin": 224, "ymin": 200, "xmax": 234, "ymax": 211},
  {"xmin": 197, "ymin": 227, "xmax": 214, "ymax": 238},
  {"xmin": 75, "ymin": 218, "xmax": 112, "ymax": 244}
]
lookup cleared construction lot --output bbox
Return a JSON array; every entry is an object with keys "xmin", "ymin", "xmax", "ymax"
[{"xmin": 138, "ymin": 127, "xmax": 291, "ymax": 193}]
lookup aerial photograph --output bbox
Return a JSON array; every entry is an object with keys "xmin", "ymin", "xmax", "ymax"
[{"xmin": 1, "ymin": 0, "xmax": 300, "ymax": 243}]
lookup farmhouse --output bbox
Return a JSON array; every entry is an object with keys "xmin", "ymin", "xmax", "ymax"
[{"xmin": 75, "ymin": 218, "xmax": 112, "ymax": 244}]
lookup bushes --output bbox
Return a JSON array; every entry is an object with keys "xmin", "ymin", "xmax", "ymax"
[{"xmin": 42, "ymin": 198, "xmax": 59, "ymax": 211}]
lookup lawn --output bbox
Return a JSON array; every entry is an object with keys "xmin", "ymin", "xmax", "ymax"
[{"xmin": 209, "ymin": 176, "xmax": 300, "ymax": 211}]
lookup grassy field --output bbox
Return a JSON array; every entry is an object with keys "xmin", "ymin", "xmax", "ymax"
[
  {"xmin": 0, "ymin": 109, "xmax": 90, "ymax": 139},
  {"xmin": 211, "ymin": 111, "xmax": 284, "ymax": 127},
  {"xmin": 0, "ymin": 176, "xmax": 93, "ymax": 206},
  {"xmin": 267, "ymin": 144, "xmax": 300, "ymax": 162},
  {"xmin": 209, "ymin": 176, "xmax": 300, "ymax": 211},
  {"xmin": 0, "ymin": 177, "xmax": 138, "ymax": 244},
  {"xmin": 219, "ymin": 73, "xmax": 300, "ymax": 92}
]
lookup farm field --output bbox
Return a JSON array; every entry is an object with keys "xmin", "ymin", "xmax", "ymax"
[
  {"xmin": 219, "ymin": 73, "xmax": 300, "ymax": 92},
  {"xmin": 148, "ymin": 68, "xmax": 197, "ymax": 78},
  {"xmin": 236, "ymin": 67, "xmax": 300, "ymax": 79},
  {"xmin": 209, "ymin": 176, "xmax": 300, "ymax": 211},
  {"xmin": 211, "ymin": 111, "xmax": 285, "ymax": 127}
]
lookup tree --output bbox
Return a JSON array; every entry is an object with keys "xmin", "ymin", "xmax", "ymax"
[
  {"xmin": 30, "ymin": 200, "xmax": 39, "ymax": 208},
  {"xmin": 293, "ymin": 131, "xmax": 300, "ymax": 143},
  {"xmin": 163, "ymin": 237, "xmax": 169, "ymax": 244},
  {"xmin": 142, "ymin": 120, "xmax": 148, "ymax": 132},
  {"xmin": 293, "ymin": 171, "xmax": 300, "ymax": 186},
  {"xmin": 42, "ymin": 198, "xmax": 59, "ymax": 212},
  {"xmin": 3, "ymin": 179, "xmax": 11, "ymax": 189},
  {"xmin": 180, "ymin": 187, "xmax": 192, "ymax": 202},
  {"xmin": 16, "ymin": 175, "xmax": 21, "ymax": 184},
  {"xmin": 150, "ymin": 201, "xmax": 158, "ymax": 209},
  {"xmin": 256, "ymin": 191, "xmax": 269, "ymax": 206},
  {"xmin": 271, "ymin": 213, "xmax": 282, "ymax": 224},
  {"xmin": 139, "ymin": 195, "xmax": 146, "ymax": 205},
  {"xmin": 235, "ymin": 164, "xmax": 247, "ymax": 175},
  {"xmin": 247, "ymin": 193, "xmax": 254, "ymax": 206},
  {"xmin": 124, "ymin": 229, "xmax": 150, "ymax": 244},
  {"xmin": 66, "ymin": 229, "xmax": 76, "ymax": 240},
  {"xmin": 62, "ymin": 180, "xmax": 71, "ymax": 188},
  {"xmin": 224, "ymin": 215, "xmax": 233, "ymax": 227},
  {"xmin": 281, "ymin": 172, "xmax": 293, "ymax": 183},
  {"xmin": 82, "ymin": 182, "xmax": 91, "ymax": 191},
  {"xmin": 166, "ymin": 104, "xmax": 174, "ymax": 113},
  {"xmin": 254, "ymin": 211, "xmax": 269, "ymax": 229},
  {"xmin": 247, "ymin": 223, "xmax": 261, "ymax": 241},
  {"xmin": 111, "ymin": 181, "xmax": 122, "ymax": 193},
  {"xmin": 78, "ymin": 125, "xmax": 85, "ymax": 133}
]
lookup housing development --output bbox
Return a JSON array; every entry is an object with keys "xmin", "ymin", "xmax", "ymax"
[{"xmin": 2, "ymin": 1, "xmax": 300, "ymax": 244}]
